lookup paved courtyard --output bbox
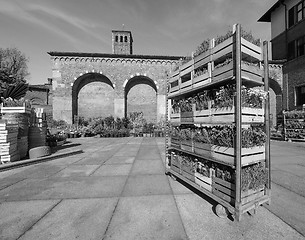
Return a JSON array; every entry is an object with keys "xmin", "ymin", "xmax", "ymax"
[{"xmin": 0, "ymin": 137, "xmax": 304, "ymax": 240}]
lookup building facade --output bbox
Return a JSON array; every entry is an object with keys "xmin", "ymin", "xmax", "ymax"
[
  {"xmin": 259, "ymin": 0, "xmax": 305, "ymax": 110},
  {"xmin": 48, "ymin": 30, "xmax": 182, "ymax": 124}
]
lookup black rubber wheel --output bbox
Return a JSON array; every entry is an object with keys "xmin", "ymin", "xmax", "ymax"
[{"xmin": 215, "ymin": 204, "xmax": 228, "ymax": 218}]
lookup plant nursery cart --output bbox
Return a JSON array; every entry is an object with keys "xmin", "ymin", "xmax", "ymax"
[{"xmin": 165, "ymin": 24, "xmax": 271, "ymax": 221}]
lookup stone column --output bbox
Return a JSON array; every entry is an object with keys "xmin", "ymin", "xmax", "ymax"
[
  {"xmin": 114, "ymin": 98, "xmax": 125, "ymax": 118},
  {"xmin": 52, "ymin": 85, "xmax": 73, "ymax": 124},
  {"xmin": 157, "ymin": 94, "xmax": 166, "ymax": 123}
]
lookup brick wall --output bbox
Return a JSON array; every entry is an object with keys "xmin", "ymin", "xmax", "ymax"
[
  {"xmin": 283, "ymin": 55, "xmax": 305, "ymax": 110},
  {"xmin": 51, "ymin": 56, "xmax": 179, "ymax": 124},
  {"xmin": 78, "ymin": 82, "xmax": 115, "ymax": 119},
  {"xmin": 126, "ymin": 84, "xmax": 157, "ymax": 123},
  {"xmin": 25, "ymin": 87, "xmax": 50, "ymax": 105}
]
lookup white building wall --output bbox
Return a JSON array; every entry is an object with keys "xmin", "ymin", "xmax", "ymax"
[{"xmin": 270, "ymin": 0, "xmax": 301, "ymax": 39}]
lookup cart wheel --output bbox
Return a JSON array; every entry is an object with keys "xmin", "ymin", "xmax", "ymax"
[{"xmin": 215, "ymin": 204, "xmax": 228, "ymax": 218}]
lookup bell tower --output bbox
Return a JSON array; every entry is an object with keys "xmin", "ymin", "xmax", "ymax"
[{"xmin": 112, "ymin": 30, "xmax": 133, "ymax": 55}]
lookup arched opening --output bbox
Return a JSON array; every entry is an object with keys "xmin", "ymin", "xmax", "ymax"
[
  {"xmin": 72, "ymin": 73, "xmax": 114, "ymax": 123},
  {"xmin": 30, "ymin": 97, "xmax": 44, "ymax": 106},
  {"xmin": 269, "ymin": 77, "xmax": 283, "ymax": 127},
  {"xmin": 124, "ymin": 76, "xmax": 158, "ymax": 123}
]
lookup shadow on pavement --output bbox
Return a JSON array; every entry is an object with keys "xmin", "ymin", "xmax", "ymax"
[{"xmin": 51, "ymin": 143, "xmax": 82, "ymax": 154}]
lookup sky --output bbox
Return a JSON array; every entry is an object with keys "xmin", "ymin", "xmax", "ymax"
[{"xmin": 0, "ymin": 0, "xmax": 275, "ymax": 85}]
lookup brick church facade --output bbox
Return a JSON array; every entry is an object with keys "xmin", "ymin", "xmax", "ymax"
[{"xmin": 48, "ymin": 30, "xmax": 182, "ymax": 124}]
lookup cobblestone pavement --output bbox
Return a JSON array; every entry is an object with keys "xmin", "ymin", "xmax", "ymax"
[{"xmin": 0, "ymin": 137, "xmax": 304, "ymax": 240}]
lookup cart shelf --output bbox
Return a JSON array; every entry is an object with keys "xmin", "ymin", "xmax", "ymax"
[{"xmin": 165, "ymin": 24, "xmax": 271, "ymax": 221}]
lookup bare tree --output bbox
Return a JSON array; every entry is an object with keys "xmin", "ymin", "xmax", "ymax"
[{"xmin": 0, "ymin": 47, "xmax": 29, "ymax": 93}]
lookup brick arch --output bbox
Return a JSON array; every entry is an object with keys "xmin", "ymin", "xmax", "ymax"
[
  {"xmin": 72, "ymin": 72, "xmax": 115, "ymax": 123},
  {"xmin": 29, "ymin": 97, "xmax": 45, "ymax": 106},
  {"xmin": 124, "ymin": 75, "xmax": 158, "ymax": 123},
  {"xmin": 269, "ymin": 76, "xmax": 283, "ymax": 119}
]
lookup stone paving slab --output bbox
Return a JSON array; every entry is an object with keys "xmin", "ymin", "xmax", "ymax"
[
  {"xmin": 18, "ymin": 198, "xmax": 118, "ymax": 240},
  {"xmin": 41, "ymin": 156, "xmax": 85, "ymax": 165},
  {"xmin": 136, "ymin": 148, "xmax": 161, "ymax": 160},
  {"xmin": 122, "ymin": 174, "xmax": 171, "ymax": 197},
  {"xmin": 0, "ymin": 138, "xmax": 304, "ymax": 240},
  {"xmin": 175, "ymin": 194, "xmax": 304, "ymax": 240},
  {"xmin": 168, "ymin": 177, "xmax": 194, "ymax": 195},
  {"xmin": 265, "ymin": 183, "xmax": 305, "ymax": 237},
  {"xmin": 130, "ymin": 159, "xmax": 165, "ymax": 175},
  {"xmin": 0, "ymin": 165, "xmax": 33, "ymax": 179},
  {"xmin": 103, "ymin": 195, "xmax": 188, "ymax": 240},
  {"xmin": 92, "ymin": 164, "xmax": 132, "ymax": 176},
  {"xmin": 113, "ymin": 151, "xmax": 139, "ymax": 157},
  {"xmin": 0, "ymin": 177, "xmax": 25, "ymax": 191},
  {"xmin": 0, "ymin": 200, "xmax": 60, "ymax": 240},
  {"xmin": 3, "ymin": 164, "xmax": 67, "ymax": 179},
  {"xmin": 0, "ymin": 176, "xmax": 127, "ymax": 201},
  {"xmin": 52, "ymin": 165, "xmax": 100, "ymax": 177},
  {"xmin": 271, "ymin": 169, "xmax": 305, "ymax": 197},
  {"xmin": 273, "ymin": 163, "xmax": 305, "ymax": 178},
  {"xmin": 72, "ymin": 155, "xmax": 110, "ymax": 165},
  {"xmin": 105, "ymin": 156, "xmax": 135, "ymax": 165}
]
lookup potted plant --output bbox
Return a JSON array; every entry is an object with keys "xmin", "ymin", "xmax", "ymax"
[
  {"xmin": 179, "ymin": 128, "xmax": 193, "ymax": 152},
  {"xmin": 193, "ymin": 128, "xmax": 212, "ymax": 158}
]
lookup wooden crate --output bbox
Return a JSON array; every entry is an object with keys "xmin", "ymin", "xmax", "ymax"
[
  {"xmin": 170, "ymin": 153, "xmax": 195, "ymax": 182},
  {"xmin": 212, "ymin": 62, "xmax": 234, "ymax": 82},
  {"xmin": 211, "ymin": 145, "xmax": 265, "ymax": 166},
  {"xmin": 0, "ymin": 133, "xmax": 18, "ymax": 143},
  {"xmin": 181, "ymin": 111, "xmax": 193, "ymax": 123},
  {"xmin": 0, "ymin": 103, "xmax": 31, "ymax": 114},
  {"xmin": 195, "ymin": 172, "xmax": 212, "ymax": 191},
  {"xmin": 181, "ymin": 162, "xmax": 195, "ymax": 182},
  {"xmin": 193, "ymin": 142, "xmax": 212, "ymax": 158},
  {"xmin": 212, "ymin": 177, "xmax": 265, "ymax": 205},
  {"xmin": 170, "ymin": 112, "xmax": 194, "ymax": 123},
  {"xmin": 170, "ymin": 137, "xmax": 180, "ymax": 148},
  {"xmin": 193, "ymin": 107, "xmax": 264, "ymax": 123},
  {"xmin": 181, "ymin": 140, "xmax": 193, "ymax": 152},
  {"xmin": 170, "ymin": 112, "xmax": 181, "ymax": 123},
  {"xmin": 0, "ymin": 142, "xmax": 18, "ymax": 155},
  {"xmin": 1, "ymin": 152, "xmax": 20, "ymax": 163}
]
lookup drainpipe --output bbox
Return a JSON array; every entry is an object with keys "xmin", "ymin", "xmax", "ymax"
[
  {"xmin": 280, "ymin": 0, "xmax": 289, "ymax": 110},
  {"xmin": 280, "ymin": 0, "xmax": 288, "ymax": 59}
]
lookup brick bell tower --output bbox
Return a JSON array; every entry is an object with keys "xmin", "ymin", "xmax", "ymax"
[{"xmin": 112, "ymin": 30, "xmax": 133, "ymax": 55}]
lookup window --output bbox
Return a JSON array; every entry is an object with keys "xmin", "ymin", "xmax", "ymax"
[
  {"xmin": 125, "ymin": 36, "xmax": 128, "ymax": 42},
  {"xmin": 120, "ymin": 36, "xmax": 123, "ymax": 42},
  {"xmin": 289, "ymin": 6, "xmax": 296, "ymax": 28},
  {"xmin": 288, "ymin": 1, "xmax": 305, "ymax": 28},
  {"xmin": 115, "ymin": 36, "xmax": 118, "ymax": 42},
  {"xmin": 296, "ymin": 85, "xmax": 305, "ymax": 106},
  {"xmin": 297, "ymin": 37, "xmax": 305, "ymax": 57},
  {"xmin": 288, "ymin": 40, "xmax": 296, "ymax": 60},
  {"xmin": 297, "ymin": 1, "xmax": 304, "ymax": 22}
]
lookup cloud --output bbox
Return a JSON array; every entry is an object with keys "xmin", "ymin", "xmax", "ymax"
[
  {"xmin": 26, "ymin": 3, "xmax": 110, "ymax": 46},
  {"xmin": 0, "ymin": 0, "xmax": 110, "ymax": 50},
  {"xmin": 0, "ymin": 1, "xmax": 83, "ymax": 49}
]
